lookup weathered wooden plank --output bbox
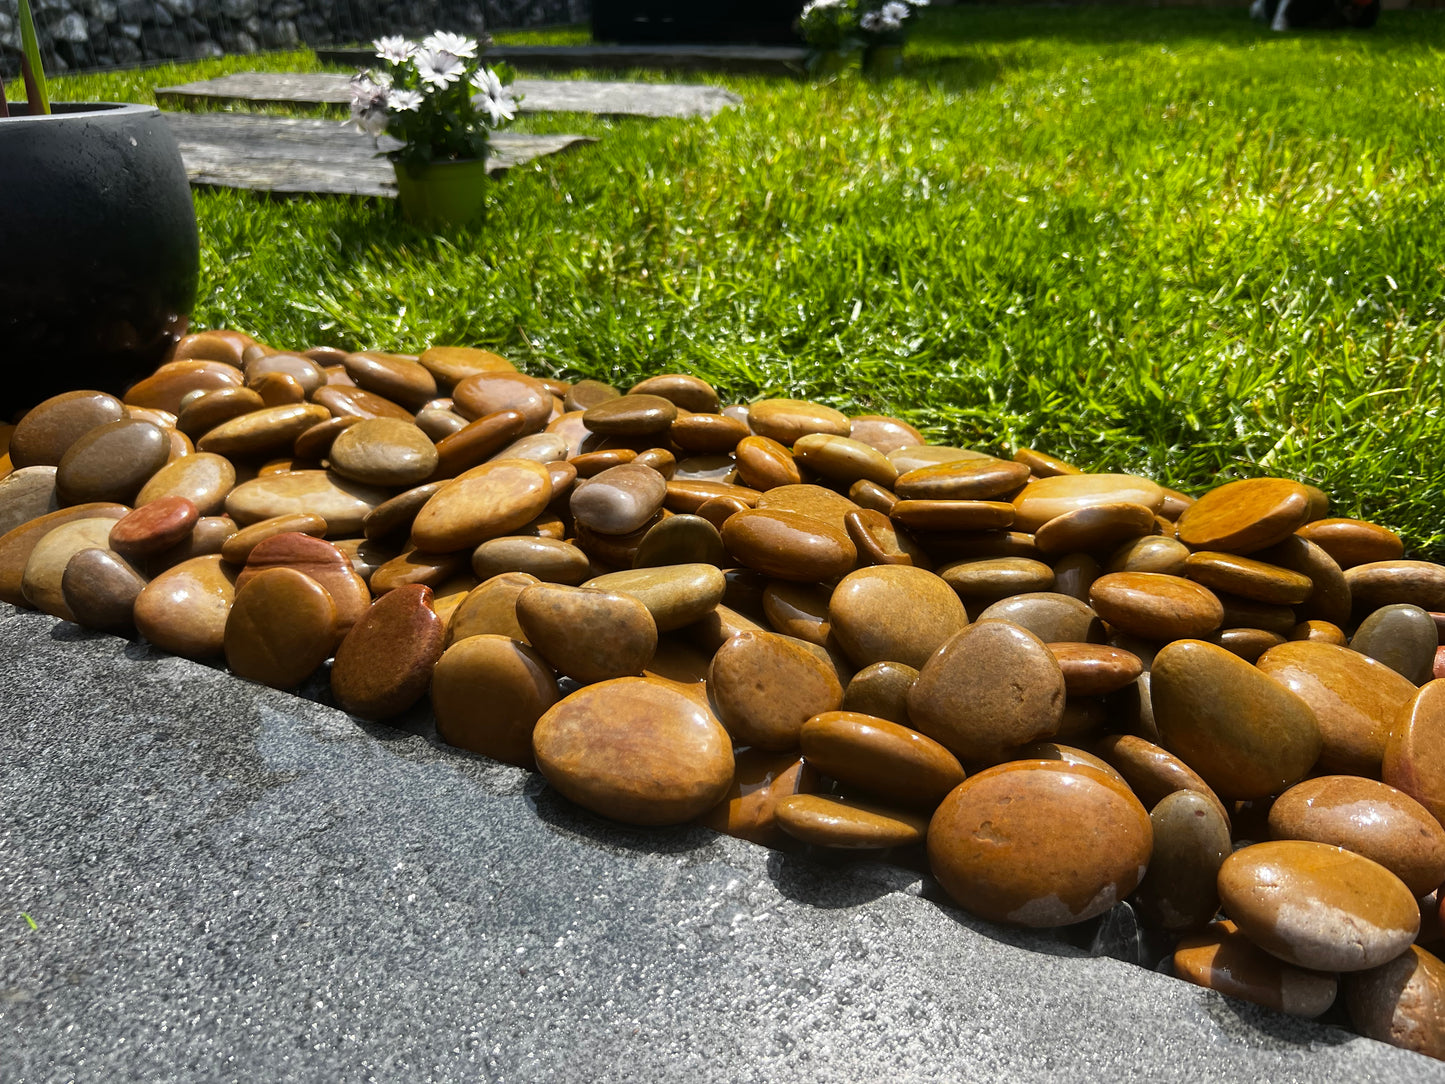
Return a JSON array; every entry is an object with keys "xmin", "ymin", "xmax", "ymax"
[
  {"xmin": 163, "ymin": 112, "xmax": 594, "ymax": 197},
  {"xmin": 156, "ymin": 73, "xmax": 743, "ymax": 119},
  {"xmin": 317, "ymin": 43, "xmax": 808, "ymax": 76}
]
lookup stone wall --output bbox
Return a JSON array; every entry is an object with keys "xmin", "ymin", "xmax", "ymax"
[{"xmin": 0, "ymin": 0, "xmax": 589, "ymax": 77}]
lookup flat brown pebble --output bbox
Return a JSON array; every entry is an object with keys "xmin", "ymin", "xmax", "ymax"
[
  {"xmin": 135, "ymin": 452, "xmax": 236, "ymax": 516},
  {"xmin": 733, "ymin": 435, "xmax": 803, "ymax": 491},
  {"xmin": 940, "ymin": 557, "xmax": 1055, "ymax": 606},
  {"xmin": 842, "ymin": 661, "xmax": 918, "ymax": 725},
  {"xmin": 582, "ymin": 393, "xmax": 677, "ymax": 437},
  {"xmin": 1345, "ymin": 945, "xmax": 1445, "ymax": 1060},
  {"xmin": 664, "ymin": 479, "xmax": 761, "ymax": 515},
  {"xmin": 1218, "ymin": 840, "xmax": 1420, "ymax": 971},
  {"xmin": 0, "ymin": 467, "xmax": 59, "ymax": 538},
  {"xmin": 699, "ymin": 749, "xmax": 815, "ymax": 847},
  {"xmin": 849, "ymin": 479, "xmax": 897, "ymax": 515},
  {"xmin": 570, "ymin": 463, "xmax": 667, "ymax": 535},
  {"xmin": 472, "ymin": 536, "xmax": 590, "ymax": 585},
  {"xmin": 1183, "ymin": 551, "xmax": 1313, "ymax": 605},
  {"xmin": 108, "ymin": 496, "xmax": 199, "ymax": 560},
  {"xmin": 224, "ymin": 566, "xmax": 337, "ymax": 689},
  {"xmin": 1089, "ymin": 572, "xmax": 1223, "ymax": 641},
  {"xmin": 754, "ymin": 483, "xmax": 858, "ymax": 531},
  {"xmin": 1151, "ymin": 638, "xmax": 1321, "ymax": 801},
  {"xmin": 708, "ymin": 629, "xmax": 844, "ymax": 750},
  {"xmin": 632, "ymin": 514, "xmax": 726, "ymax": 569},
  {"xmin": 888, "ymin": 444, "xmax": 993, "ymax": 474},
  {"xmin": 670, "ymin": 413, "xmax": 749, "ymax": 455},
  {"xmin": 417, "ymin": 345, "xmax": 517, "ymax": 389},
  {"xmin": 1176, "ymin": 477, "xmax": 1314, "ymax": 554},
  {"xmin": 245, "ymin": 352, "xmax": 326, "ymax": 397},
  {"xmin": 330, "ymin": 584, "xmax": 446, "ymax": 719},
  {"xmin": 1385, "ymin": 680, "xmax": 1445, "ymax": 830},
  {"xmin": 225, "ymin": 470, "xmax": 391, "ymax": 537},
  {"xmin": 432, "ymin": 410, "xmax": 530, "ymax": 479},
  {"xmin": 583, "ymin": 564, "xmax": 726, "ymax": 633},
  {"xmin": 894, "ymin": 457, "xmax": 1029, "ymax": 501},
  {"xmin": 722, "ymin": 508, "xmax": 856, "ymax": 582},
  {"xmin": 845, "ymin": 415, "xmax": 922, "ymax": 456},
  {"xmin": 775, "ymin": 793, "xmax": 929, "ymax": 849},
  {"xmin": 61, "ymin": 547, "xmax": 147, "ymax": 633},
  {"xmin": 533, "ymin": 676, "xmax": 734, "ymax": 825},
  {"xmin": 1347, "ymin": 560, "xmax": 1445, "ymax": 617},
  {"xmin": 445, "ymin": 571, "xmax": 537, "ymax": 646},
  {"xmin": 327, "ymin": 418, "xmax": 439, "ymax": 487},
  {"xmin": 341, "ymin": 351, "xmax": 438, "ymax": 410},
  {"xmin": 747, "ymin": 398, "xmax": 849, "ymax": 445},
  {"xmin": 369, "ymin": 548, "xmax": 468, "ymax": 593},
  {"xmin": 195, "ymin": 403, "xmax": 330, "ymax": 458},
  {"xmin": 891, "ymin": 499, "xmax": 1015, "ymax": 533},
  {"xmin": 312, "ymin": 384, "xmax": 415, "ymax": 422},
  {"xmin": 1351, "ymin": 603, "xmax": 1438, "ymax": 685},
  {"xmin": 1012, "ymin": 474, "xmax": 1165, "ymax": 534},
  {"xmin": 56, "ymin": 419, "xmax": 169, "ymax": 504},
  {"xmin": 1212, "ymin": 627, "xmax": 1286, "ymax": 662},
  {"xmin": 629, "ymin": 374, "xmax": 719, "ymax": 413},
  {"xmin": 1047, "ymin": 643, "xmax": 1142, "ymax": 696},
  {"xmin": 975, "ymin": 592, "xmax": 1103, "ymax": 644},
  {"xmin": 516, "ymin": 583, "xmax": 657, "ymax": 683},
  {"xmin": 792, "ymin": 433, "xmax": 898, "ymax": 488},
  {"xmin": 928, "ymin": 760, "xmax": 1152, "ymax": 926},
  {"xmin": 1013, "ymin": 447, "xmax": 1084, "ymax": 477},
  {"xmin": 0, "ymin": 503, "xmax": 129, "ymax": 606},
  {"xmin": 843, "ymin": 508, "xmax": 929, "ymax": 569},
  {"xmin": 147, "ymin": 515, "xmax": 237, "ymax": 570},
  {"xmin": 235, "ymin": 531, "xmax": 369, "ymax": 641},
  {"xmin": 827, "ymin": 565, "xmax": 968, "ymax": 669},
  {"xmin": 123, "ymin": 360, "xmax": 243, "ymax": 414},
  {"xmin": 907, "ymin": 621, "xmax": 1066, "ymax": 764},
  {"xmin": 1174, "ymin": 919, "xmax": 1339, "ymax": 1018},
  {"xmin": 1135, "ymin": 790, "xmax": 1232, "ymax": 933},
  {"xmin": 132, "ymin": 554, "xmax": 238, "ymax": 659},
  {"xmin": 220, "ymin": 513, "xmax": 328, "ymax": 564},
  {"xmin": 431, "ymin": 634, "xmax": 559, "ymax": 766},
  {"xmin": 1256, "ymin": 640, "xmax": 1417, "ymax": 776},
  {"xmin": 1093, "ymin": 733, "xmax": 1231, "ymax": 828},
  {"xmin": 22, "ymin": 518, "xmax": 129, "ymax": 619},
  {"xmin": 1033, "ymin": 502, "xmax": 1158, "ymax": 557},
  {"xmin": 10, "ymin": 390, "xmax": 126, "ymax": 468},
  {"xmin": 1297, "ymin": 518, "xmax": 1405, "ymax": 570},
  {"xmin": 1269, "ymin": 775, "xmax": 1445, "ymax": 897},
  {"xmin": 761, "ymin": 581, "xmax": 832, "ymax": 645},
  {"xmin": 1106, "ymin": 535, "xmax": 1190, "ymax": 576},
  {"xmin": 410, "ymin": 458, "xmax": 553, "ymax": 553},
  {"xmin": 1292, "ymin": 619, "xmax": 1348, "ymax": 645},
  {"xmin": 800, "ymin": 710, "xmax": 965, "ymax": 810}
]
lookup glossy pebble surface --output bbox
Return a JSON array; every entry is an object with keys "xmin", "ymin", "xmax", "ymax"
[
  {"xmin": 226, "ymin": 470, "xmax": 392, "ymax": 537},
  {"xmin": 1089, "ymin": 572, "xmax": 1224, "ymax": 641},
  {"xmin": 20, "ymin": 517, "xmax": 126, "ymax": 620},
  {"xmin": 108, "ymin": 496, "xmax": 199, "ymax": 560},
  {"xmin": 60, "ymin": 547, "xmax": 147, "ymax": 632},
  {"xmin": 1385, "ymin": 680, "xmax": 1445, "ymax": 827},
  {"xmin": 1176, "ymin": 477, "xmax": 1314, "ymax": 554},
  {"xmin": 928, "ymin": 760, "xmax": 1152, "ymax": 927},
  {"xmin": 775, "ymin": 794, "xmax": 929, "ymax": 849},
  {"xmin": 431, "ymin": 634, "xmax": 560, "ymax": 767},
  {"xmin": 827, "ymin": 565, "xmax": 968, "ymax": 670},
  {"xmin": 224, "ymin": 566, "xmax": 337, "ymax": 689},
  {"xmin": 799, "ymin": 711, "xmax": 965, "ymax": 810},
  {"xmin": 1346, "ymin": 945, "xmax": 1445, "ymax": 1060},
  {"xmin": 709, "ymin": 630, "xmax": 844, "ymax": 750},
  {"xmin": 411, "ymin": 458, "xmax": 553, "ymax": 552},
  {"xmin": 327, "ymin": 418, "xmax": 439, "ymax": 487},
  {"xmin": 582, "ymin": 563, "xmax": 726, "ymax": 632},
  {"xmin": 1174, "ymin": 919, "xmax": 1339, "ymax": 1018},
  {"xmin": 532, "ymin": 676, "xmax": 734, "ymax": 825},
  {"xmin": 132, "ymin": 554, "xmax": 238, "ymax": 659},
  {"xmin": 1136, "ymin": 790, "xmax": 1232, "ymax": 934},
  {"xmin": 330, "ymin": 583, "xmax": 446, "ymax": 719},
  {"xmin": 515, "ymin": 583, "xmax": 657, "ymax": 684},
  {"xmin": 56, "ymin": 419, "xmax": 169, "ymax": 504}
]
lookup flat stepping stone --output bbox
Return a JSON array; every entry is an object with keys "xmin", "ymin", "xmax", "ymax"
[
  {"xmin": 162, "ymin": 112, "xmax": 594, "ymax": 197},
  {"xmin": 156, "ymin": 72, "xmax": 742, "ymax": 120},
  {"xmin": 317, "ymin": 42, "xmax": 808, "ymax": 76}
]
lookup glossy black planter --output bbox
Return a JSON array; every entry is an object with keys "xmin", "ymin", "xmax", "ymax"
[{"xmin": 0, "ymin": 102, "xmax": 200, "ymax": 420}]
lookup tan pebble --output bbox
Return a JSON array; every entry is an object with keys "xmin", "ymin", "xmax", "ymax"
[
  {"xmin": 1345, "ymin": 945, "xmax": 1445, "ymax": 1060},
  {"xmin": 1047, "ymin": 643, "xmax": 1142, "ymax": 696},
  {"xmin": 224, "ymin": 566, "xmax": 336, "ymax": 688},
  {"xmin": 1089, "ymin": 572, "xmax": 1223, "ymax": 641},
  {"xmin": 801, "ymin": 710, "xmax": 965, "ymax": 809},
  {"xmin": 445, "ymin": 571, "xmax": 538, "ymax": 646},
  {"xmin": 570, "ymin": 463, "xmax": 667, "ymax": 536},
  {"xmin": 583, "ymin": 563, "xmax": 726, "ymax": 633},
  {"xmin": 410, "ymin": 458, "xmax": 553, "ymax": 552},
  {"xmin": 699, "ymin": 749, "xmax": 815, "ymax": 847},
  {"xmin": 848, "ymin": 415, "xmax": 924, "ymax": 456},
  {"xmin": 326, "ymin": 418, "xmax": 438, "ymax": 487},
  {"xmin": 311, "ymin": 384, "xmax": 414, "ymax": 422},
  {"xmin": 722, "ymin": 508, "xmax": 857, "ymax": 582},
  {"xmin": 1298, "ymin": 518, "xmax": 1405, "ymax": 570},
  {"xmin": 1257, "ymin": 640, "xmax": 1417, "ymax": 776},
  {"xmin": 333, "ymin": 537, "xmax": 395, "ymax": 584},
  {"xmin": 573, "ymin": 447, "xmax": 640, "ymax": 477},
  {"xmin": 975, "ymin": 591, "xmax": 1103, "ymax": 644},
  {"xmin": 341, "ymin": 351, "xmax": 438, "ymax": 410},
  {"xmin": 747, "ymin": 398, "xmax": 849, "ymax": 445},
  {"xmin": 417, "ymin": 345, "xmax": 517, "ymax": 390},
  {"xmin": 1291, "ymin": 619, "xmax": 1347, "ymax": 645},
  {"xmin": 1012, "ymin": 447, "xmax": 1083, "ymax": 477},
  {"xmin": 632, "ymin": 514, "xmax": 726, "ymax": 569},
  {"xmin": 1183, "ymin": 550, "xmax": 1313, "ymax": 605},
  {"xmin": 1217, "ymin": 591, "xmax": 1300, "ymax": 636},
  {"xmin": 670, "ymin": 413, "xmax": 749, "ymax": 455},
  {"xmin": 516, "ymin": 582, "xmax": 657, "ymax": 683},
  {"xmin": 1135, "ymin": 790, "xmax": 1232, "ymax": 933},
  {"xmin": 220, "ymin": 513, "xmax": 328, "ymax": 564},
  {"xmin": 580, "ymin": 393, "xmax": 677, "ymax": 438},
  {"xmin": 842, "ymin": 661, "xmax": 918, "ymax": 725},
  {"xmin": 1346, "ymin": 560, "xmax": 1445, "ymax": 617},
  {"xmin": 132, "ymin": 554, "xmax": 238, "ymax": 658},
  {"xmin": 827, "ymin": 565, "xmax": 968, "ymax": 670},
  {"xmin": 493, "ymin": 432, "xmax": 569, "ymax": 465},
  {"xmin": 761, "ymin": 580, "xmax": 832, "ymax": 645},
  {"xmin": 21, "ymin": 518, "xmax": 128, "ymax": 620},
  {"xmin": 0, "ymin": 504, "xmax": 129, "ymax": 607},
  {"xmin": 176, "ymin": 386, "xmax": 265, "ymax": 438},
  {"xmin": 174, "ymin": 329, "xmax": 250, "ymax": 367},
  {"xmin": 0, "ymin": 467, "xmax": 60, "ymax": 538},
  {"xmin": 145, "ymin": 515, "xmax": 237, "ymax": 572},
  {"xmin": 1012, "ymin": 474, "xmax": 1165, "ymax": 534},
  {"xmin": 135, "ymin": 452, "xmax": 236, "ymax": 516},
  {"xmin": 891, "ymin": 499, "xmax": 1014, "ymax": 533},
  {"xmin": 894, "ymin": 457, "xmax": 1029, "ymax": 501},
  {"xmin": 1213, "ymin": 627, "xmax": 1286, "ymax": 662},
  {"xmin": 1385, "ymin": 680, "xmax": 1445, "ymax": 828},
  {"xmin": 1106, "ymin": 534, "xmax": 1190, "ymax": 576},
  {"xmin": 60, "ymin": 547, "xmax": 147, "ymax": 632},
  {"xmin": 754, "ymin": 483, "xmax": 858, "ymax": 532},
  {"xmin": 244, "ymin": 352, "xmax": 326, "ymax": 397},
  {"xmin": 415, "ymin": 403, "xmax": 468, "ymax": 442},
  {"xmin": 123, "ymin": 360, "xmax": 243, "ymax": 414},
  {"xmin": 194, "ymin": 402, "xmax": 330, "ymax": 458},
  {"xmin": 628, "ymin": 374, "xmax": 720, "ymax": 413},
  {"xmin": 1174, "ymin": 919, "xmax": 1338, "ymax": 1018},
  {"xmin": 708, "ymin": 629, "xmax": 843, "ymax": 750},
  {"xmin": 845, "ymin": 479, "xmax": 894, "ymax": 515},
  {"xmin": 234, "ymin": 531, "xmax": 369, "ymax": 641},
  {"xmin": 1255, "ymin": 536, "xmax": 1350, "ymax": 627},
  {"xmin": 792, "ymin": 433, "xmax": 898, "ymax": 488},
  {"xmin": 1034, "ymin": 501, "xmax": 1158, "ymax": 557},
  {"xmin": 1013, "ymin": 742, "xmax": 1127, "ymax": 786},
  {"xmin": 1094, "ymin": 732, "xmax": 1231, "ymax": 827},
  {"xmin": 362, "ymin": 482, "xmax": 446, "ymax": 544},
  {"xmin": 431, "ymin": 634, "xmax": 559, "ymax": 766},
  {"xmin": 1176, "ymin": 477, "xmax": 1314, "ymax": 554},
  {"xmin": 225, "ymin": 470, "xmax": 391, "ymax": 537},
  {"xmin": 432, "ymin": 410, "xmax": 530, "ymax": 479},
  {"xmin": 370, "ymin": 548, "xmax": 469, "ymax": 594},
  {"xmin": 250, "ymin": 371, "xmax": 308, "ymax": 407},
  {"xmin": 10, "ymin": 390, "xmax": 127, "ymax": 468},
  {"xmin": 928, "ymin": 760, "xmax": 1152, "ymax": 926},
  {"xmin": 56, "ymin": 419, "xmax": 169, "ymax": 504},
  {"xmin": 887, "ymin": 445, "xmax": 993, "ymax": 474},
  {"xmin": 663, "ymin": 478, "xmax": 761, "ymax": 515},
  {"xmin": 775, "ymin": 793, "xmax": 929, "ymax": 849},
  {"xmin": 692, "ymin": 495, "xmax": 749, "ymax": 530},
  {"xmin": 733, "ymin": 435, "xmax": 802, "ymax": 491},
  {"xmin": 843, "ymin": 508, "xmax": 930, "ymax": 569},
  {"xmin": 1218, "ymin": 840, "xmax": 1419, "ymax": 971},
  {"xmin": 1351, "ymin": 603, "xmax": 1437, "ymax": 685},
  {"xmin": 562, "ymin": 379, "xmax": 620, "ymax": 413},
  {"xmin": 938, "ymin": 556, "xmax": 1053, "ymax": 606},
  {"xmin": 472, "ymin": 536, "xmax": 590, "ymax": 585}
]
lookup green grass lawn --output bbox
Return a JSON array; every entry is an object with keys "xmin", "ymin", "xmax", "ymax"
[{"xmin": 12, "ymin": 6, "xmax": 1445, "ymax": 552}]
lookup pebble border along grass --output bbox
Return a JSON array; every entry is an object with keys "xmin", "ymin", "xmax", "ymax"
[{"xmin": 1, "ymin": 330, "xmax": 1444, "ymax": 1062}]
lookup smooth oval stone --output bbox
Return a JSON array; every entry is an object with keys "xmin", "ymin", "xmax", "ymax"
[
  {"xmin": 61, "ymin": 547, "xmax": 147, "ymax": 633},
  {"xmin": 669, "ymin": 413, "xmax": 749, "ymax": 455},
  {"xmin": 699, "ymin": 749, "xmax": 815, "ymax": 847},
  {"xmin": 1253, "ymin": 535, "xmax": 1351, "ymax": 627},
  {"xmin": 220, "ymin": 513, "xmax": 328, "ymax": 564},
  {"xmin": 1012, "ymin": 474, "xmax": 1165, "ymax": 534},
  {"xmin": 409, "ymin": 458, "xmax": 554, "ymax": 553},
  {"xmin": 249, "ymin": 371, "xmax": 306, "ymax": 408},
  {"xmin": 431, "ymin": 634, "xmax": 559, "ymax": 767},
  {"xmin": 708, "ymin": 629, "xmax": 843, "ymax": 751},
  {"xmin": 1176, "ymin": 477, "xmax": 1314, "ymax": 554},
  {"xmin": 761, "ymin": 581, "xmax": 832, "ymax": 645},
  {"xmin": 0, "ymin": 503, "xmax": 130, "ymax": 606},
  {"xmin": 132, "ymin": 554, "xmax": 238, "ymax": 658},
  {"xmin": 1034, "ymin": 502, "xmax": 1158, "ymax": 557},
  {"xmin": 632, "ymin": 514, "xmax": 726, "ymax": 570},
  {"xmin": 10, "ymin": 390, "xmax": 127, "ymax": 468},
  {"xmin": 447, "ymin": 373, "xmax": 553, "ymax": 431},
  {"xmin": 842, "ymin": 661, "xmax": 918, "ymax": 725},
  {"xmin": 493, "ymin": 432, "xmax": 569, "ymax": 465},
  {"xmin": 1135, "ymin": 790, "xmax": 1232, "ymax": 933},
  {"xmin": 848, "ymin": 415, "xmax": 924, "ymax": 456},
  {"xmin": 582, "ymin": 393, "xmax": 677, "ymax": 438},
  {"xmin": 327, "ymin": 418, "xmax": 438, "ymax": 487},
  {"xmin": 534, "ymin": 677, "xmax": 734, "ymax": 825},
  {"xmin": 414, "ymin": 404, "xmax": 468, "ymax": 442},
  {"xmin": 1013, "ymin": 447, "xmax": 1084, "ymax": 477},
  {"xmin": 574, "ymin": 448, "xmax": 642, "ymax": 478},
  {"xmin": 722, "ymin": 508, "xmax": 856, "ymax": 583},
  {"xmin": 0, "ymin": 466, "xmax": 60, "ymax": 538},
  {"xmin": 1218, "ymin": 840, "xmax": 1420, "ymax": 971},
  {"xmin": 471, "ymin": 536, "xmax": 590, "ymax": 585},
  {"xmin": 245, "ymin": 351, "xmax": 327, "ymax": 396},
  {"xmin": 1174, "ymin": 919, "xmax": 1339, "ymax": 1018},
  {"xmin": 562, "ymin": 379, "xmax": 620, "ymax": 413},
  {"xmin": 1292, "ymin": 619, "xmax": 1348, "ymax": 645},
  {"xmin": 1213, "ymin": 627, "xmax": 1286, "ymax": 663},
  {"xmin": 1351, "ymin": 604, "xmax": 1437, "ymax": 685},
  {"xmin": 1151, "ymin": 639, "xmax": 1321, "ymax": 801},
  {"xmin": 747, "ymin": 398, "xmax": 849, "ymax": 444},
  {"xmin": 664, "ymin": 479, "xmax": 761, "ymax": 515},
  {"xmin": 361, "ymin": 482, "xmax": 446, "ymax": 544},
  {"xmin": 1106, "ymin": 534, "xmax": 1190, "ymax": 576},
  {"xmin": 236, "ymin": 531, "xmax": 370, "ymax": 641},
  {"xmin": 828, "ymin": 565, "xmax": 968, "ymax": 670},
  {"xmin": 21, "ymin": 517, "xmax": 128, "ymax": 619},
  {"xmin": 975, "ymin": 592, "xmax": 1103, "ymax": 644},
  {"xmin": 313, "ymin": 384, "xmax": 416, "ymax": 422},
  {"xmin": 1089, "ymin": 572, "xmax": 1223, "ymax": 641},
  {"xmin": 887, "ymin": 444, "xmax": 993, "ymax": 474},
  {"xmin": 1345, "ymin": 945, "xmax": 1445, "ymax": 1060},
  {"xmin": 1347, "ymin": 560, "xmax": 1445, "ymax": 616},
  {"xmin": 194, "ymin": 402, "xmax": 330, "ymax": 458},
  {"xmin": 907, "ymin": 622, "xmax": 1066, "ymax": 763},
  {"xmin": 225, "ymin": 470, "xmax": 391, "ymax": 537},
  {"xmin": 583, "ymin": 564, "xmax": 726, "ymax": 633},
  {"xmin": 753, "ymin": 483, "xmax": 858, "ymax": 531},
  {"xmin": 432, "ymin": 410, "xmax": 530, "ymax": 479},
  {"xmin": 570, "ymin": 463, "xmax": 667, "ymax": 536},
  {"xmin": 628, "ymin": 373, "xmax": 719, "ymax": 413},
  {"xmin": 370, "ymin": 548, "xmax": 468, "ymax": 593},
  {"xmin": 445, "ymin": 571, "xmax": 538, "ymax": 646},
  {"xmin": 417, "ymin": 345, "xmax": 518, "ymax": 389},
  {"xmin": 108, "ymin": 496, "xmax": 199, "ymax": 561},
  {"xmin": 146, "ymin": 514, "xmax": 237, "ymax": 570},
  {"xmin": 733, "ymin": 435, "xmax": 803, "ymax": 491},
  {"xmin": 1048, "ymin": 643, "xmax": 1142, "ymax": 696},
  {"xmin": 516, "ymin": 583, "xmax": 657, "ymax": 683},
  {"xmin": 843, "ymin": 508, "xmax": 929, "ymax": 569},
  {"xmin": 175, "ymin": 329, "xmax": 249, "ymax": 366},
  {"xmin": 124, "ymin": 360, "xmax": 244, "ymax": 414},
  {"xmin": 775, "ymin": 793, "xmax": 929, "ymax": 849},
  {"xmin": 848, "ymin": 479, "xmax": 897, "ymax": 515},
  {"xmin": 1183, "ymin": 551, "xmax": 1313, "ymax": 606},
  {"xmin": 330, "ymin": 584, "xmax": 446, "ymax": 719},
  {"xmin": 792, "ymin": 433, "xmax": 898, "ymax": 488},
  {"xmin": 939, "ymin": 557, "xmax": 1054, "ymax": 605},
  {"xmin": 894, "ymin": 457, "xmax": 1029, "ymax": 501},
  {"xmin": 1094, "ymin": 733, "xmax": 1231, "ymax": 828},
  {"xmin": 928, "ymin": 760, "xmax": 1152, "ymax": 927},
  {"xmin": 1256, "ymin": 640, "xmax": 1417, "ymax": 777},
  {"xmin": 341, "ymin": 351, "xmax": 438, "ymax": 410},
  {"xmin": 801, "ymin": 710, "xmax": 965, "ymax": 810},
  {"xmin": 224, "ymin": 566, "xmax": 337, "ymax": 689},
  {"xmin": 891, "ymin": 499, "xmax": 1015, "ymax": 533},
  {"xmin": 55, "ymin": 419, "xmax": 169, "ymax": 504},
  {"xmin": 1298, "ymin": 518, "xmax": 1405, "ymax": 570},
  {"xmin": 134, "ymin": 452, "xmax": 236, "ymax": 516}
]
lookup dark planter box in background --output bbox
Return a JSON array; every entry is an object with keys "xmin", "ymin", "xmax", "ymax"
[{"xmin": 592, "ymin": 0, "xmax": 805, "ymax": 43}]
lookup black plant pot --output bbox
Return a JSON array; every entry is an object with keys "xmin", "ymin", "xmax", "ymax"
[{"xmin": 0, "ymin": 102, "xmax": 200, "ymax": 421}]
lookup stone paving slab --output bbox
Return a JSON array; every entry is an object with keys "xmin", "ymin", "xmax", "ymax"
[
  {"xmin": 156, "ymin": 72, "xmax": 743, "ymax": 120},
  {"xmin": 1, "ymin": 603, "xmax": 1441, "ymax": 1083},
  {"xmin": 162, "ymin": 112, "xmax": 594, "ymax": 197},
  {"xmin": 317, "ymin": 43, "xmax": 809, "ymax": 76}
]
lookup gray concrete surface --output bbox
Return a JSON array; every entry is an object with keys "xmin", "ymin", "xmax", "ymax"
[{"xmin": 1, "ymin": 601, "xmax": 1441, "ymax": 1083}]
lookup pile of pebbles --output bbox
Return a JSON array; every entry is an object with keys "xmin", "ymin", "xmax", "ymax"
[{"xmin": 2, "ymin": 328, "xmax": 1444, "ymax": 1061}]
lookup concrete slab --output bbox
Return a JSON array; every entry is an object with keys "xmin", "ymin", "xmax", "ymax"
[
  {"xmin": 162, "ymin": 112, "xmax": 594, "ymax": 197},
  {"xmin": 156, "ymin": 73, "xmax": 743, "ymax": 120},
  {"xmin": 1, "ymin": 602, "xmax": 1441, "ymax": 1082},
  {"xmin": 317, "ymin": 43, "xmax": 809, "ymax": 76}
]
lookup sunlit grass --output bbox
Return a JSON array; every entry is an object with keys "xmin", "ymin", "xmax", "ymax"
[{"xmin": 15, "ymin": 7, "xmax": 1445, "ymax": 552}]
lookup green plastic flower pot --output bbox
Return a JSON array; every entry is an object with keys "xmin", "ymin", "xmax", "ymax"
[{"xmin": 392, "ymin": 157, "xmax": 490, "ymax": 229}]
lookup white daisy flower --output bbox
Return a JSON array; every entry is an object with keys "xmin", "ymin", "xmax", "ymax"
[
  {"xmin": 860, "ymin": 11, "xmax": 883, "ymax": 30},
  {"xmin": 422, "ymin": 30, "xmax": 478, "ymax": 59},
  {"xmin": 389, "ymin": 88, "xmax": 424, "ymax": 112},
  {"xmin": 881, "ymin": 1, "xmax": 911, "ymax": 21},
  {"xmin": 414, "ymin": 47, "xmax": 466, "ymax": 89},
  {"xmin": 373, "ymin": 35, "xmax": 415, "ymax": 64},
  {"xmin": 471, "ymin": 68, "xmax": 517, "ymax": 125}
]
